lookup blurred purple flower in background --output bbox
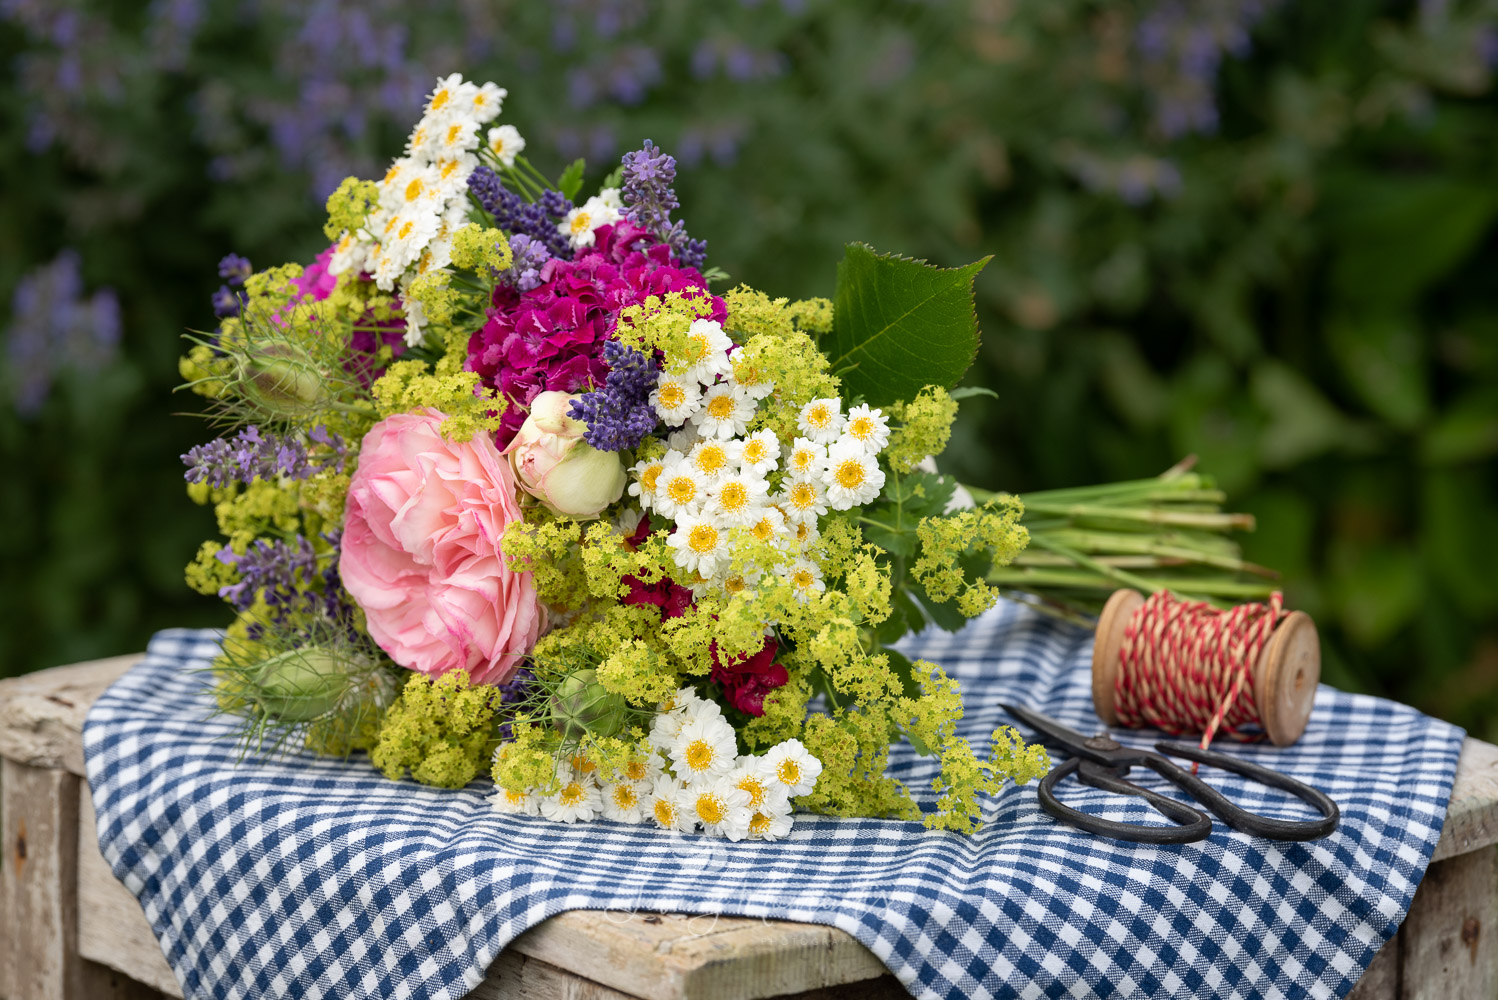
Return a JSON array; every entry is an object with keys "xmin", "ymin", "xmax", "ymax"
[
  {"xmin": 1134, "ymin": 0, "xmax": 1279, "ymax": 140},
  {"xmin": 3, "ymin": 250, "xmax": 121, "ymax": 416}
]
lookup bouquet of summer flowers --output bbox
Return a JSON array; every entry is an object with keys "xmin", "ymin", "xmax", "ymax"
[{"xmin": 181, "ymin": 73, "xmax": 1272, "ymax": 840}]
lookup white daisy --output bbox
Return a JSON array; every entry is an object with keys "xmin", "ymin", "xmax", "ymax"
[
  {"xmin": 789, "ymin": 518, "xmax": 820, "ymax": 551},
  {"xmin": 747, "ymin": 808, "xmax": 794, "ymax": 841},
  {"xmin": 783, "ymin": 437, "xmax": 827, "ymax": 481},
  {"xmin": 777, "ymin": 478, "xmax": 828, "ymax": 526},
  {"xmin": 651, "ymin": 374, "xmax": 702, "ymax": 425},
  {"xmin": 596, "ymin": 186, "xmax": 624, "ymax": 211},
  {"xmin": 539, "ymin": 766, "xmax": 602, "ymax": 823},
  {"xmin": 781, "ymin": 557, "xmax": 826, "ymax": 603},
  {"xmin": 559, "ymin": 193, "xmax": 622, "ymax": 250},
  {"xmin": 469, "ymin": 81, "xmax": 508, "ymax": 122},
  {"xmin": 486, "ymin": 124, "xmax": 525, "ymax": 167},
  {"xmin": 676, "ymin": 318, "xmax": 733, "ymax": 384},
  {"xmin": 823, "ymin": 440, "xmax": 886, "ymax": 509},
  {"xmin": 600, "ymin": 779, "xmax": 648, "ymax": 824},
  {"xmin": 653, "ymin": 459, "xmax": 708, "ymax": 520},
  {"xmin": 619, "ymin": 752, "xmax": 666, "ymax": 786},
  {"xmin": 628, "ymin": 456, "xmax": 668, "ymax": 513},
  {"xmin": 797, "ymin": 397, "xmax": 845, "ymax": 444},
  {"xmin": 434, "ymin": 117, "xmax": 482, "ymax": 159},
  {"xmin": 646, "ymin": 775, "xmax": 694, "ymax": 833},
  {"xmin": 489, "ymin": 785, "xmax": 541, "ymax": 817},
  {"xmin": 743, "ymin": 505, "xmax": 789, "ymax": 548},
  {"xmin": 669, "ymin": 711, "xmax": 739, "ymax": 783},
  {"xmin": 400, "ymin": 291, "xmax": 427, "ymax": 348},
  {"xmin": 842, "ymin": 404, "xmax": 890, "ymax": 454},
  {"xmin": 431, "ymin": 153, "xmax": 477, "ymax": 196},
  {"xmin": 666, "ymin": 425, "xmax": 703, "ymax": 453},
  {"xmin": 708, "ymin": 471, "xmax": 769, "ymax": 528},
  {"xmin": 379, "ymin": 157, "xmax": 422, "ymax": 204},
  {"xmin": 758, "ymin": 739, "xmax": 823, "ymax": 798},
  {"xmin": 737, "ymin": 429, "xmax": 780, "ymax": 475},
  {"xmin": 719, "ymin": 565, "xmax": 764, "ymax": 597},
  {"xmin": 685, "ymin": 776, "xmax": 753, "ymax": 841},
  {"xmin": 327, "ymin": 230, "xmax": 372, "ymax": 278},
  {"xmin": 423, "ymin": 73, "xmax": 477, "ymax": 123},
  {"xmin": 687, "ymin": 438, "xmax": 739, "ymax": 481},
  {"xmin": 730, "ymin": 758, "xmax": 789, "ymax": 815},
  {"xmin": 667, "ymin": 512, "xmax": 729, "ymax": 577}
]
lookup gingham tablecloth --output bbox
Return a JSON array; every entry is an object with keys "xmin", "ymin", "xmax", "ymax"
[{"xmin": 83, "ymin": 600, "xmax": 1464, "ymax": 1000}]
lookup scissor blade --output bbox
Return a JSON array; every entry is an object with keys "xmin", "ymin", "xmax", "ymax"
[{"xmin": 999, "ymin": 703, "xmax": 1095, "ymax": 754}]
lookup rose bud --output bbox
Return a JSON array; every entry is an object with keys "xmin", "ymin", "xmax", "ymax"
[{"xmin": 504, "ymin": 390, "xmax": 626, "ymax": 519}]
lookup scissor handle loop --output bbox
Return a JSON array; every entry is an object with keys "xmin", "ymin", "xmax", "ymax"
[
  {"xmin": 1152, "ymin": 742, "xmax": 1340, "ymax": 841},
  {"xmin": 1037, "ymin": 756, "xmax": 1214, "ymax": 844}
]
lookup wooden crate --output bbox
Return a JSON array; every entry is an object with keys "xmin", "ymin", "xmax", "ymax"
[{"xmin": 2, "ymin": 655, "xmax": 1496, "ymax": 1000}]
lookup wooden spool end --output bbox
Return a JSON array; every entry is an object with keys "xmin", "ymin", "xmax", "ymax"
[{"xmin": 1090, "ymin": 589, "xmax": 1321, "ymax": 746}]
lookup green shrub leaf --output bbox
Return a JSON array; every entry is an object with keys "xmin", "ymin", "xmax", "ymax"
[{"xmin": 826, "ymin": 243, "xmax": 990, "ymax": 407}]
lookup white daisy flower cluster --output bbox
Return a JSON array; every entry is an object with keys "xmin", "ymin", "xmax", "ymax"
[
  {"xmin": 491, "ymin": 687, "xmax": 822, "ymax": 841},
  {"xmin": 326, "ymin": 73, "xmax": 513, "ymax": 346},
  {"xmin": 560, "ymin": 186, "xmax": 624, "ymax": 251},
  {"xmin": 627, "ymin": 320, "xmax": 891, "ymax": 598}
]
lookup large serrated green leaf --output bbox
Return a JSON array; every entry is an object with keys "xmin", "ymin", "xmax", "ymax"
[{"xmin": 826, "ymin": 243, "xmax": 991, "ymax": 407}]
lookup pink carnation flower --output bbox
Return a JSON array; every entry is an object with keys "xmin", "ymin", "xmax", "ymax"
[
  {"xmin": 340, "ymin": 409, "xmax": 543, "ymax": 685},
  {"xmin": 467, "ymin": 221, "xmax": 725, "ymax": 446}
]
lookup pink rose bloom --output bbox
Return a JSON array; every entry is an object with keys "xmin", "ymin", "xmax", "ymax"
[{"xmin": 340, "ymin": 409, "xmax": 543, "ymax": 685}]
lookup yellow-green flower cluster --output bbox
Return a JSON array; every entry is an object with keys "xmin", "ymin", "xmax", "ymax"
[
  {"xmin": 912, "ymin": 496, "xmax": 1029, "ymax": 618},
  {"xmin": 323, "ymin": 177, "xmax": 380, "ymax": 241},
  {"xmin": 370, "ymin": 359, "xmax": 504, "ymax": 441},
  {"xmin": 370, "ymin": 670, "xmax": 501, "ymax": 789},
  {"xmin": 884, "ymin": 385, "xmax": 960, "ymax": 475}
]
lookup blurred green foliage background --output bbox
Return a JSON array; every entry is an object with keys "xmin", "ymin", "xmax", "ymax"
[{"xmin": 3, "ymin": 0, "xmax": 1497, "ymax": 737}]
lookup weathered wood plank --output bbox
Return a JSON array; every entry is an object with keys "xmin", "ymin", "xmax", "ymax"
[
  {"xmin": 508, "ymin": 912, "xmax": 888, "ymax": 1000},
  {"xmin": 0, "ymin": 655, "xmax": 143, "ymax": 777},
  {"xmin": 1399, "ymin": 845, "xmax": 1498, "ymax": 1000},
  {"xmin": 474, "ymin": 949, "xmax": 643, "ymax": 1000},
  {"xmin": 77, "ymin": 960, "xmax": 175, "ymax": 1000},
  {"xmin": 0, "ymin": 759, "xmax": 83, "ymax": 1000},
  {"xmin": 1346, "ymin": 932, "xmax": 1399, "ymax": 1000},
  {"xmin": 1433, "ymin": 738, "xmax": 1498, "ymax": 863},
  {"xmin": 76, "ymin": 783, "xmax": 184, "ymax": 998}
]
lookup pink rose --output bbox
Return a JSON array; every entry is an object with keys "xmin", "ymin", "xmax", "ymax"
[{"xmin": 340, "ymin": 409, "xmax": 543, "ymax": 685}]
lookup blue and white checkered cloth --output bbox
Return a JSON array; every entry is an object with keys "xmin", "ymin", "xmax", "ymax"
[{"xmin": 84, "ymin": 600, "xmax": 1464, "ymax": 1000}]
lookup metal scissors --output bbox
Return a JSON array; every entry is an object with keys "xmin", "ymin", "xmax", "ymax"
[{"xmin": 1001, "ymin": 703, "xmax": 1340, "ymax": 844}]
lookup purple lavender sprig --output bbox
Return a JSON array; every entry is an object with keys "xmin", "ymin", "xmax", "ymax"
[
  {"xmin": 494, "ymin": 665, "xmax": 536, "ymax": 742},
  {"xmin": 568, "ymin": 341, "xmax": 659, "ymax": 452},
  {"xmin": 213, "ymin": 252, "xmax": 252, "ymax": 318},
  {"xmin": 217, "ymin": 530, "xmax": 359, "ymax": 641},
  {"xmin": 183, "ymin": 424, "xmax": 346, "ymax": 488},
  {"xmin": 468, "ymin": 166, "xmax": 574, "ymax": 259},
  {"xmin": 619, "ymin": 141, "xmax": 707, "ymax": 270},
  {"xmin": 500, "ymin": 234, "xmax": 551, "ymax": 292}
]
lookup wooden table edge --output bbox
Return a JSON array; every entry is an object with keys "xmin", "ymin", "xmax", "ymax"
[{"xmin": 4, "ymin": 653, "xmax": 1496, "ymax": 1000}]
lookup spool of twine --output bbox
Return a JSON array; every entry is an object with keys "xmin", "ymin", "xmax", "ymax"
[{"xmin": 1090, "ymin": 588, "xmax": 1320, "ymax": 749}]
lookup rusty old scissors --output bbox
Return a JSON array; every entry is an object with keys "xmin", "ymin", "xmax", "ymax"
[{"xmin": 1001, "ymin": 703, "xmax": 1340, "ymax": 844}]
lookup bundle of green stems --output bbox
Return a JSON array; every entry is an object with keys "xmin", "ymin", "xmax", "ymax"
[{"xmin": 970, "ymin": 458, "xmax": 1278, "ymax": 628}]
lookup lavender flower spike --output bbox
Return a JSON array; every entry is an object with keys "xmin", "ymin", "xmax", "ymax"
[
  {"xmin": 619, "ymin": 140, "xmax": 707, "ymax": 270},
  {"xmin": 568, "ymin": 340, "xmax": 659, "ymax": 452}
]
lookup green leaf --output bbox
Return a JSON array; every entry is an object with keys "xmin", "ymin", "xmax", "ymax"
[
  {"xmin": 950, "ymin": 386, "xmax": 999, "ymax": 401},
  {"xmin": 826, "ymin": 243, "xmax": 991, "ymax": 407},
  {"xmin": 882, "ymin": 646, "xmax": 926, "ymax": 701},
  {"xmin": 598, "ymin": 165, "xmax": 623, "ymax": 190},
  {"xmin": 909, "ymin": 582, "xmax": 968, "ymax": 633},
  {"xmin": 557, "ymin": 159, "xmax": 586, "ymax": 201}
]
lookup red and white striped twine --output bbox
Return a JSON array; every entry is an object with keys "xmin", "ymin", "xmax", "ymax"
[{"xmin": 1114, "ymin": 590, "xmax": 1286, "ymax": 752}]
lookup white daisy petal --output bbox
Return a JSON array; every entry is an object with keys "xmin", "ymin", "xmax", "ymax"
[
  {"xmin": 843, "ymin": 404, "xmax": 891, "ymax": 454},
  {"xmin": 823, "ymin": 440, "xmax": 886, "ymax": 509},
  {"xmin": 758, "ymin": 738, "xmax": 823, "ymax": 798},
  {"xmin": 797, "ymin": 397, "xmax": 845, "ymax": 444}
]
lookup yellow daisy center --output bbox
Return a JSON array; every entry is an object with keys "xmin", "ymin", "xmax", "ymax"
[
  {"xmin": 685, "ymin": 739, "xmax": 715, "ymax": 772},
  {"xmin": 849, "ymin": 416, "xmax": 875, "ymax": 440},
  {"xmin": 625, "ymin": 760, "xmax": 648, "ymax": 782},
  {"xmin": 750, "ymin": 518, "xmax": 776, "ymax": 542},
  {"xmin": 749, "ymin": 812, "xmax": 772, "ymax": 835},
  {"xmin": 694, "ymin": 793, "xmax": 725, "ymax": 826},
  {"xmin": 719, "ymin": 481, "xmax": 750, "ymax": 513},
  {"xmin": 383, "ymin": 216, "xmax": 399, "ymax": 235},
  {"xmin": 430, "ymin": 89, "xmax": 450, "ymax": 111},
  {"xmin": 411, "ymin": 127, "xmax": 427, "ymax": 148},
  {"xmin": 491, "ymin": 137, "xmax": 507, "ymax": 154},
  {"xmin": 777, "ymin": 759, "xmax": 801, "ymax": 786},
  {"xmin": 791, "ymin": 569, "xmax": 815, "ymax": 590},
  {"xmin": 666, "ymin": 476, "xmax": 697, "ymax": 505},
  {"xmin": 445, "ymin": 123, "xmax": 464, "ymax": 145},
  {"xmin": 789, "ymin": 482, "xmax": 816, "ymax": 510},
  {"xmin": 795, "ymin": 523, "xmax": 812, "ymax": 543},
  {"xmin": 397, "ymin": 220, "xmax": 415, "ymax": 241},
  {"xmin": 737, "ymin": 775, "xmax": 767, "ymax": 808},
  {"xmin": 570, "ymin": 212, "xmax": 593, "ymax": 235},
  {"xmin": 706, "ymin": 394, "xmax": 735, "ymax": 419},
  {"xmin": 835, "ymin": 459, "xmax": 866, "ymax": 490},
  {"xmin": 611, "ymin": 785, "xmax": 637, "ymax": 809},
  {"xmin": 693, "ymin": 444, "xmax": 726, "ymax": 475},
  {"xmin": 724, "ymin": 576, "xmax": 746, "ymax": 594},
  {"xmin": 807, "ymin": 404, "xmax": 831, "ymax": 428},
  {"xmin": 571, "ymin": 754, "xmax": 596, "ymax": 774},
  {"xmin": 791, "ymin": 450, "xmax": 814, "ymax": 472},
  {"xmin": 383, "ymin": 163, "xmax": 401, "ymax": 185},
  {"xmin": 688, "ymin": 524, "xmax": 720, "ymax": 555},
  {"xmin": 743, "ymin": 440, "xmax": 767, "ymax": 464},
  {"xmin": 641, "ymin": 463, "xmax": 664, "ymax": 494},
  {"xmin": 404, "ymin": 177, "xmax": 424, "ymax": 202},
  {"xmin": 439, "ymin": 159, "xmax": 460, "ymax": 180},
  {"xmin": 504, "ymin": 789, "xmax": 526, "ymax": 806},
  {"xmin": 658, "ymin": 383, "xmax": 685, "ymax": 409},
  {"xmin": 654, "ymin": 799, "xmax": 676, "ymax": 826},
  {"xmin": 559, "ymin": 782, "xmax": 585, "ymax": 806}
]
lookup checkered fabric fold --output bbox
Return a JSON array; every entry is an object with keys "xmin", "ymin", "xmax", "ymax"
[{"xmin": 84, "ymin": 601, "xmax": 1463, "ymax": 1000}]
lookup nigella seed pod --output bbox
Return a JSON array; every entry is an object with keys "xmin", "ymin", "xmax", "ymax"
[
  {"xmin": 551, "ymin": 668, "xmax": 624, "ymax": 739},
  {"xmin": 254, "ymin": 647, "xmax": 352, "ymax": 722},
  {"xmin": 241, "ymin": 341, "xmax": 330, "ymax": 412}
]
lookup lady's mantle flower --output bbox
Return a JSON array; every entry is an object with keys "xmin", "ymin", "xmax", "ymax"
[
  {"xmin": 758, "ymin": 739, "xmax": 823, "ymax": 798},
  {"xmin": 823, "ymin": 440, "xmax": 885, "ymax": 509}
]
